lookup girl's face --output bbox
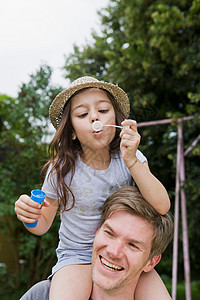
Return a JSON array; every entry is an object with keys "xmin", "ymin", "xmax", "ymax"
[{"xmin": 70, "ymin": 88, "xmax": 116, "ymax": 153}]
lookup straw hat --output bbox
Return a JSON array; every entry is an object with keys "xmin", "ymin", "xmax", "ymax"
[{"xmin": 49, "ymin": 76, "xmax": 130, "ymax": 129}]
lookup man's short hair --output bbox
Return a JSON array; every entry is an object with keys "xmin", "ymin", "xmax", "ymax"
[{"xmin": 100, "ymin": 186, "xmax": 173, "ymax": 259}]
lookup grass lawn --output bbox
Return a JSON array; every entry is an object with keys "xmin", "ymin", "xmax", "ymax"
[{"xmin": 166, "ymin": 281, "xmax": 200, "ymax": 300}]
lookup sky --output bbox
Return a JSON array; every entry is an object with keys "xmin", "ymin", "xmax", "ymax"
[{"xmin": 0, "ymin": 0, "xmax": 109, "ymax": 98}]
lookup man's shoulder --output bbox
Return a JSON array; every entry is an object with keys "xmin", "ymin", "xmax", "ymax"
[{"xmin": 20, "ymin": 280, "xmax": 50, "ymax": 300}]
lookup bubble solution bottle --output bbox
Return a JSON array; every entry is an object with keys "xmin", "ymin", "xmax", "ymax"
[{"xmin": 25, "ymin": 190, "xmax": 46, "ymax": 228}]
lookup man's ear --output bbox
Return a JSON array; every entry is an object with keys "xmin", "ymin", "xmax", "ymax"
[{"xmin": 143, "ymin": 254, "xmax": 161, "ymax": 273}]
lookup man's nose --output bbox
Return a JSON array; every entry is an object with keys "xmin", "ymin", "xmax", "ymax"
[{"xmin": 106, "ymin": 240, "xmax": 124, "ymax": 258}]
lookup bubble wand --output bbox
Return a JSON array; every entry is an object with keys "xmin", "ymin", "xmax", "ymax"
[{"xmin": 92, "ymin": 121, "xmax": 129, "ymax": 132}]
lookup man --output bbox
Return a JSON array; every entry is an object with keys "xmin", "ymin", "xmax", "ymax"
[{"xmin": 20, "ymin": 187, "xmax": 173, "ymax": 299}]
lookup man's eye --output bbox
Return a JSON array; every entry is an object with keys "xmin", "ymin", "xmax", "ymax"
[
  {"xmin": 105, "ymin": 230, "xmax": 113, "ymax": 237},
  {"xmin": 129, "ymin": 243, "xmax": 139, "ymax": 250}
]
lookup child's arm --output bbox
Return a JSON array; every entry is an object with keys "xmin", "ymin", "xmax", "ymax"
[
  {"xmin": 135, "ymin": 269, "xmax": 172, "ymax": 299},
  {"xmin": 15, "ymin": 195, "xmax": 59, "ymax": 235},
  {"xmin": 120, "ymin": 119, "xmax": 170, "ymax": 214}
]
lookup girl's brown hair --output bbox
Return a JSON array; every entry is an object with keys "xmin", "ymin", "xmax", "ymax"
[{"xmin": 41, "ymin": 88, "xmax": 126, "ymax": 212}]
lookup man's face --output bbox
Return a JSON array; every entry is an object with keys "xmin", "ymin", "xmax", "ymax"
[{"xmin": 92, "ymin": 210, "xmax": 155, "ymax": 294}]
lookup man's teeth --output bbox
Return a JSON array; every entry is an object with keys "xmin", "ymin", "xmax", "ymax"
[{"xmin": 100, "ymin": 257, "xmax": 123, "ymax": 271}]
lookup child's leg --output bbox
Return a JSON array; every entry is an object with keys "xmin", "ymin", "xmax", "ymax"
[
  {"xmin": 49, "ymin": 264, "xmax": 92, "ymax": 300},
  {"xmin": 135, "ymin": 269, "xmax": 171, "ymax": 300}
]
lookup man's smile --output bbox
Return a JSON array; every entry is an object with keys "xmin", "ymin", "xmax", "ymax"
[{"xmin": 100, "ymin": 255, "xmax": 124, "ymax": 271}]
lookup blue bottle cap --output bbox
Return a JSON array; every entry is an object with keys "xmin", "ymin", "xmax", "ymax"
[{"xmin": 31, "ymin": 190, "xmax": 46, "ymax": 203}]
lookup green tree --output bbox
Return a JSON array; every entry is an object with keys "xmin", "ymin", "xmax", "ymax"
[
  {"xmin": 64, "ymin": 0, "xmax": 200, "ymax": 119},
  {"xmin": 0, "ymin": 65, "xmax": 62, "ymax": 295},
  {"xmin": 63, "ymin": 0, "xmax": 200, "ymax": 279}
]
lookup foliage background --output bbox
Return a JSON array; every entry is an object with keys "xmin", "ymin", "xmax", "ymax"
[{"xmin": 0, "ymin": 0, "xmax": 199, "ymax": 298}]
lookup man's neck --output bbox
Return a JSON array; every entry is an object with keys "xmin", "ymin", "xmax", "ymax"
[{"xmin": 91, "ymin": 283, "xmax": 135, "ymax": 300}]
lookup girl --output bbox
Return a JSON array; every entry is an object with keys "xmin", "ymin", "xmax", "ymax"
[{"xmin": 15, "ymin": 76, "xmax": 171, "ymax": 300}]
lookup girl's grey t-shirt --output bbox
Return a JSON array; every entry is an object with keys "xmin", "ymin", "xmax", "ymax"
[{"xmin": 42, "ymin": 150, "xmax": 147, "ymax": 274}]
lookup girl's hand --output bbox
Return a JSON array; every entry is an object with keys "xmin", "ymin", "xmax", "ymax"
[
  {"xmin": 14, "ymin": 194, "xmax": 50, "ymax": 225},
  {"xmin": 120, "ymin": 119, "xmax": 141, "ymax": 168}
]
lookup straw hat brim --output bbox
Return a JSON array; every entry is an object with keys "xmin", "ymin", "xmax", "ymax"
[{"xmin": 49, "ymin": 81, "xmax": 130, "ymax": 129}]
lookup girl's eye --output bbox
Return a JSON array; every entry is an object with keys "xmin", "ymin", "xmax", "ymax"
[
  {"xmin": 99, "ymin": 109, "xmax": 108, "ymax": 113},
  {"xmin": 78, "ymin": 113, "xmax": 88, "ymax": 118}
]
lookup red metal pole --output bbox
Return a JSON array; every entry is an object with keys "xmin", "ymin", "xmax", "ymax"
[
  {"xmin": 137, "ymin": 115, "xmax": 194, "ymax": 128},
  {"xmin": 172, "ymin": 120, "xmax": 181, "ymax": 300},
  {"xmin": 137, "ymin": 116, "xmax": 195, "ymax": 299},
  {"xmin": 184, "ymin": 134, "xmax": 200, "ymax": 157},
  {"xmin": 179, "ymin": 123, "xmax": 191, "ymax": 300}
]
